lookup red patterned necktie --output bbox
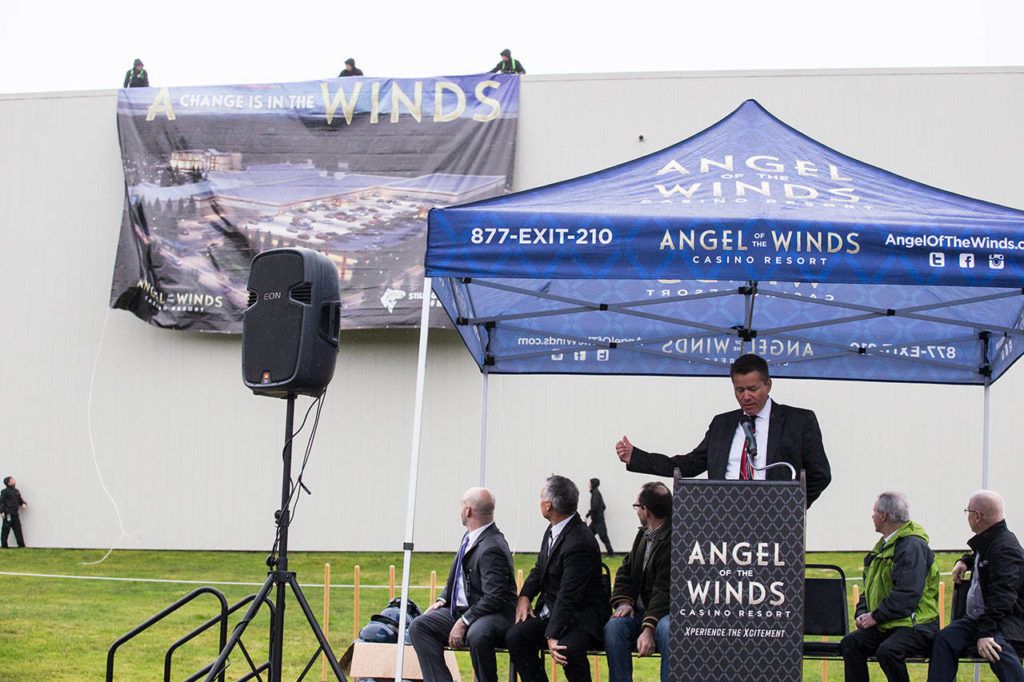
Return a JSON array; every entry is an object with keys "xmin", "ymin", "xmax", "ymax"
[{"xmin": 739, "ymin": 415, "xmax": 756, "ymax": 480}]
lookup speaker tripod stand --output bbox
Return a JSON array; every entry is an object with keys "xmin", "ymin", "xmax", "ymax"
[{"xmin": 205, "ymin": 395, "xmax": 346, "ymax": 682}]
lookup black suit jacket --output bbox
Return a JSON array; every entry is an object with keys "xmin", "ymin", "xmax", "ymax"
[
  {"xmin": 438, "ymin": 523, "xmax": 516, "ymax": 624},
  {"xmin": 520, "ymin": 513, "xmax": 611, "ymax": 640},
  {"xmin": 962, "ymin": 520, "xmax": 1024, "ymax": 643},
  {"xmin": 627, "ymin": 400, "xmax": 831, "ymax": 506}
]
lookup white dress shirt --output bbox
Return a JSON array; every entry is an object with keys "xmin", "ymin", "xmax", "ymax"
[{"xmin": 453, "ymin": 521, "xmax": 495, "ymax": 609}]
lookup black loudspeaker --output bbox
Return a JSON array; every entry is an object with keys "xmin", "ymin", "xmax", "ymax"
[{"xmin": 242, "ymin": 248, "xmax": 341, "ymax": 398}]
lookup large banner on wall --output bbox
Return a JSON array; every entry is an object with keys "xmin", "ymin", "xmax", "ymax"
[{"xmin": 110, "ymin": 74, "xmax": 519, "ymax": 332}]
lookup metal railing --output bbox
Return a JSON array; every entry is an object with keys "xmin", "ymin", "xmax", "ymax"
[{"xmin": 106, "ymin": 586, "xmax": 275, "ymax": 682}]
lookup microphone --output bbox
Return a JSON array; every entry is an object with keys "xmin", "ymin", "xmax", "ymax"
[
  {"xmin": 740, "ymin": 414, "xmax": 797, "ymax": 480},
  {"xmin": 739, "ymin": 415, "xmax": 758, "ymax": 478}
]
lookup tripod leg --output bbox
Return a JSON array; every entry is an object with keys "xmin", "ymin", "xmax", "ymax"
[
  {"xmin": 271, "ymin": 577, "xmax": 286, "ymax": 681},
  {"xmin": 287, "ymin": 574, "xmax": 347, "ymax": 681},
  {"xmin": 205, "ymin": 573, "xmax": 277, "ymax": 682}
]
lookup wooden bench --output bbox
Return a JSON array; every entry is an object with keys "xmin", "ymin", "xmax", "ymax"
[{"xmin": 803, "ymin": 563, "xmax": 993, "ymax": 676}]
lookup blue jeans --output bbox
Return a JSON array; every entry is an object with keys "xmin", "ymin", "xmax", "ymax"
[
  {"xmin": 927, "ymin": 617, "xmax": 1024, "ymax": 682},
  {"xmin": 603, "ymin": 611, "xmax": 670, "ymax": 682}
]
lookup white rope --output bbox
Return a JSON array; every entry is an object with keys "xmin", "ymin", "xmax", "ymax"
[
  {"xmin": 0, "ymin": 570, "xmax": 431, "ymax": 590},
  {"xmin": 82, "ymin": 308, "xmax": 138, "ymax": 565}
]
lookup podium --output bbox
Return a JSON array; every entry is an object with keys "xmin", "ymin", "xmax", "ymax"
[{"xmin": 670, "ymin": 472, "xmax": 806, "ymax": 681}]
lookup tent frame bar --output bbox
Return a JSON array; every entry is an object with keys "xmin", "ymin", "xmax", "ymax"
[
  {"xmin": 759, "ymin": 287, "xmax": 1024, "ymax": 337},
  {"xmin": 478, "ymin": 319, "xmax": 983, "ymax": 376}
]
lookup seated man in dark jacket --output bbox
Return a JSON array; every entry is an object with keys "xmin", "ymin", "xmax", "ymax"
[
  {"xmin": 408, "ymin": 487, "xmax": 516, "ymax": 682},
  {"xmin": 603, "ymin": 482, "xmax": 672, "ymax": 682},
  {"xmin": 841, "ymin": 491, "xmax": 940, "ymax": 682},
  {"xmin": 506, "ymin": 475, "xmax": 610, "ymax": 682},
  {"xmin": 927, "ymin": 490, "xmax": 1024, "ymax": 682}
]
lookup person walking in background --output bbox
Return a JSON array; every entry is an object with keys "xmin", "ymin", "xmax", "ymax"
[
  {"xmin": 586, "ymin": 478, "xmax": 613, "ymax": 555},
  {"xmin": 123, "ymin": 59, "xmax": 149, "ymax": 88},
  {"xmin": 1, "ymin": 476, "xmax": 27, "ymax": 548}
]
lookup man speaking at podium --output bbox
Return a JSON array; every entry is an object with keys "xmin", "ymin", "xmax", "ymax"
[{"xmin": 614, "ymin": 353, "xmax": 831, "ymax": 507}]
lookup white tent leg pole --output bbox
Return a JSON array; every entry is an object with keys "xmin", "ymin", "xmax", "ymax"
[
  {"xmin": 394, "ymin": 277, "xmax": 433, "ymax": 682},
  {"xmin": 973, "ymin": 379, "xmax": 992, "ymax": 682},
  {"xmin": 479, "ymin": 369, "xmax": 489, "ymax": 487},
  {"xmin": 983, "ymin": 379, "xmax": 991, "ymax": 489}
]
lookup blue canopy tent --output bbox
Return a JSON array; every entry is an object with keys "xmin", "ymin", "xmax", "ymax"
[{"xmin": 391, "ymin": 100, "xmax": 1024, "ymax": 675}]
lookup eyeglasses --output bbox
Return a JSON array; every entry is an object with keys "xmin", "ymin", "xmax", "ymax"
[
  {"xmin": 964, "ymin": 508, "xmax": 983, "ymax": 515},
  {"xmin": 632, "ymin": 504, "xmax": 643, "ymax": 510}
]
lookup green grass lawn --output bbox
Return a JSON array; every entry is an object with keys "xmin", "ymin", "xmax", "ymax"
[{"xmin": 0, "ymin": 549, "xmax": 1003, "ymax": 680}]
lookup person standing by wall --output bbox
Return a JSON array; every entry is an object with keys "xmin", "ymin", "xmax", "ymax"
[
  {"xmin": 586, "ymin": 478, "xmax": 613, "ymax": 555},
  {"xmin": 1, "ymin": 476, "xmax": 27, "ymax": 548}
]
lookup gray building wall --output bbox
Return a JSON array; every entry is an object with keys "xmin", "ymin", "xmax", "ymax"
[{"xmin": 1, "ymin": 67, "xmax": 1022, "ymax": 556}]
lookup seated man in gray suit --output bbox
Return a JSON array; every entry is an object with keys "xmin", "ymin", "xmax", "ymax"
[
  {"xmin": 409, "ymin": 487, "xmax": 517, "ymax": 682},
  {"xmin": 506, "ymin": 475, "xmax": 611, "ymax": 681}
]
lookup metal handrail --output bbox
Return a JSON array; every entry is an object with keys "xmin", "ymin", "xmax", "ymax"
[
  {"xmin": 166, "ymin": 592, "xmax": 275, "ymax": 682},
  {"xmin": 106, "ymin": 586, "xmax": 229, "ymax": 682}
]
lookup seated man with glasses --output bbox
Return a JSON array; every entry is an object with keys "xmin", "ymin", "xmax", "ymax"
[
  {"xmin": 927, "ymin": 490, "xmax": 1024, "ymax": 682},
  {"xmin": 603, "ymin": 482, "xmax": 672, "ymax": 682}
]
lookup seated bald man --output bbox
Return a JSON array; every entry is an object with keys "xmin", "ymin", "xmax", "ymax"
[
  {"xmin": 927, "ymin": 490, "xmax": 1024, "ymax": 682},
  {"xmin": 409, "ymin": 487, "xmax": 516, "ymax": 682}
]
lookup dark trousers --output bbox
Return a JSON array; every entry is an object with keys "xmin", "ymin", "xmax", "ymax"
[
  {"xmin": 506, "ymin": 615, "xmax": 598, "ymax": 682},
  {"xmin": 589, "ymin": 521, "xmax": 613, "ymax": 554},
  {"xmin": 408, "ymin": 607, "xmax": 511, "ymax": 682},
  {"xmin": 840, "ymin": 622, "xmax": 936, "ymax": 682},
  {"xmin": 927, "ymin": 617, "xmax": 1024, "ymax": 682},
  {"xmin": 1, "ymin": 512, "xmax": 24, "ymax": 548}
]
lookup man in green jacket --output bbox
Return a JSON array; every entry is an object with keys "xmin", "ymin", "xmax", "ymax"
[{"xmin": 841, "ymin": 491, "xmax": 940, "ymax": 682}]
